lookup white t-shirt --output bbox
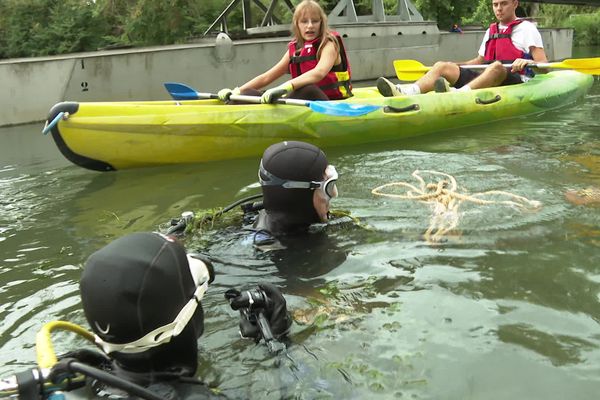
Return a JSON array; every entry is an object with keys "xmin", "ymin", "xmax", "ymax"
[{"xmin": 478, "ymin": 19, "xmax": 544, "ymax": 57}]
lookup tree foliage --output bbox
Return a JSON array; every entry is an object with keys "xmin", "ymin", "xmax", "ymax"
[
  {"xmin": 124, "ymin": 0, "xmax": 197, "ymax": 45},
  {"xmin": 537, "ymin": 4, "xmax": 600, "ymax": 46},
  {"xmin": 461, "ymin": 0, "xmax": 495, "ymax": 28},
  {"xmin": 568, "ymin": 11, "xmax": 600, "ymax": 46},
  {"xmin": 0, "ymin": 0, "xmax": 228, "ymax": 58},
  {"xmin": 0, "ymin": 0, "xmax": 597, "ymax": 60},
  {"xmin": 413, "ymin": 0, "xmax": 481, "ymax": 30}
]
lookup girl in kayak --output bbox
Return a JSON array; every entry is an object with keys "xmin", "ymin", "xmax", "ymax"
[{"xmin": 218, "ymin": 0, "xmax": 352, "ymax": 103}]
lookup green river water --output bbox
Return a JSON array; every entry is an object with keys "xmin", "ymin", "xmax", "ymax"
[{"xmin": 1, "ymin": 51, "xmax": 599, "ymax": 399}]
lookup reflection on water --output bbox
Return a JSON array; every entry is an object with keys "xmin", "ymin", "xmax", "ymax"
[{"xmin": 1, "ymin": 79, "xmax": 599, "ymax": 398}]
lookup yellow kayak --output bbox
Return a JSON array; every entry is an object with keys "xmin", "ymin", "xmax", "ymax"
[{"xmin": 44, "ymin": 71, "xmax": 594, "ymax": 171}]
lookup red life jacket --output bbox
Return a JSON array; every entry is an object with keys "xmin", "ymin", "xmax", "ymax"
[
  {"xmin": 484, "ymin": 19, "xmax": 529, "ymax": 63},
  {"xmin": 288, "ymin": 32, "xmax": 352, "ymax": 100}
]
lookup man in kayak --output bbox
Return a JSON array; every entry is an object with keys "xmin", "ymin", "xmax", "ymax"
[
  {"xmin": 377, "ymin": 0, "xmax": 548, "ymax": 96},
  {"xmin": 75, "ymin": 232, "xmax": 291, "ymax": 398},
  {"xmin": 217, "ymin": 0, "xmax": 352, "ymax": 103}
]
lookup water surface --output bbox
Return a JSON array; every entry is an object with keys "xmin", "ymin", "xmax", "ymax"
[{"xmin": 0, "ymin": 73, "xmax": 599, "ymax": 399}]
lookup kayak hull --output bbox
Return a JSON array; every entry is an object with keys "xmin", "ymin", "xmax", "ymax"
[{"xmin": 45, "ymin": 71, "xmax": 594, "ymax": 171}]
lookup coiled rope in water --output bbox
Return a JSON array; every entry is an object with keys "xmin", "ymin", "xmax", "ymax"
[{"xmin": 371, "ymin": 170, "xmax": 541, "ymax": 243}]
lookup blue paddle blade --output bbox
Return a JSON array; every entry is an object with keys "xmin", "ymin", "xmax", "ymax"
[
  {"xmin": 308, "ymin": 101, "xmax": 381, "ymax": 117},
  {"xmin": 42, "ymin": 111, "xmax": 64, "ymax": 135},
  {"xmin": 164, "ymin": 82, "xmax": 201, "ymax": 100}
]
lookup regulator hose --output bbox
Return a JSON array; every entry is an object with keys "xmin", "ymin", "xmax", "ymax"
[
  {"xmin": 33, "ymin": 321, "xmax": 168, "ymax": 400},
  {"xmin": 35, "ymin": 321, "xmax": 95, "ymax": 369},
  {"xmin": 65, "ymin": 361, "xmax": 166, "ymax": 400}
]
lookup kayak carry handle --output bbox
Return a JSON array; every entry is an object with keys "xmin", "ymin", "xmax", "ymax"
[
  {"xmin": 476, "ymin": 95, "xmax": 502, "ymax": 105},
  {"xmin": 383, "ymin": 103, "xmax": 420, "ymax": 113}
]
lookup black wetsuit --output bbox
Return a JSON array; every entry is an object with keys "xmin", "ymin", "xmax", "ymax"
[
  {"xmin": 87, "ymin": 366, "xmax": 225, "ymax": 400},
  {"xmin": 246, "ymin": 208, "xmax": 354, "ymax": 252}
]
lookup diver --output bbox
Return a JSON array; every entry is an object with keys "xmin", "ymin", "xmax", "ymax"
[
  {"xmin": 165, "ymin": 140, "xmax": 351, "ymax": 250},
  {"xmin": 163, "ymin": 140, "xmax": 355, "ymax": 291},
  {"xmin": 3, "ymin": 232, "xmax": 292, "ymax": 400},
  {"xmin": 249, "ymin": 140, "xmax": 340, "ymax": 245},
  {"xmin": 235, "ymin": 141, "xmax": 353, "ymax": 290}
]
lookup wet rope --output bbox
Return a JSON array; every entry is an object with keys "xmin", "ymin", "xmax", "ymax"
[{"xmin": 371, "ymin": 170, "xmax": 541, "ymax": 243}]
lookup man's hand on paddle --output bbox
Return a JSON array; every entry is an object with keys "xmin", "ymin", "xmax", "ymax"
[{"xmin": 510, "ymin": 58, "xmax": 533, "ymax": 73}]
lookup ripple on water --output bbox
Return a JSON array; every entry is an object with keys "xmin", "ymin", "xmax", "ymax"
[
  {"xmin": 338, "ymin": 149, "xmax": 578, "ymax": 245},
  {"xmin": 1, "ymin": 91, "xmax": 600, "ymax": 396}
]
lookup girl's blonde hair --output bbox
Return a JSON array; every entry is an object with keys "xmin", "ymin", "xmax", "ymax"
[{"xmin": 291, "ymin": 0, "xmax": 339, "ymax": 59}]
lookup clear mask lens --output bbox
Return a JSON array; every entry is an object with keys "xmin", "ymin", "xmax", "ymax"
[{"xmin": 321, "ymin": 165, "xmax": 338, "ymax": 199}]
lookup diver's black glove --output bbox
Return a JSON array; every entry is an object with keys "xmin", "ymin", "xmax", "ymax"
[
  {"xmin": 257, "ymin": 283, "xmax": 292, "ymax": 338},
  {"xmin": 225, "ymin": 283, "xmax": 291, "ymax": 340}
]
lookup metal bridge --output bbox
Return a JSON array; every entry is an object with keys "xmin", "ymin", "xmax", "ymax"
[
  {"xmin": 204, "ymin": 0, "xmax": 424, "ymax": 36},
  {"xmin": 204, "ymin": 0, "xmax": 600, "ymax": 37}
]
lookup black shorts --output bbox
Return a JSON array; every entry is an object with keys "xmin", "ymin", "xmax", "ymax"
[{"xmin": 455, "ymin": 67, "xmax": 524, "ymax": 88}]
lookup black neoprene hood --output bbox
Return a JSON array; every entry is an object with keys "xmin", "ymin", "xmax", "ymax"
[
  {"xmin": 80, "ymin": 232, "xmax": 200, "ymax": 344},
  {"xmin": 259, "ymin": 141, "xmax": 329, "ymax": 232}
]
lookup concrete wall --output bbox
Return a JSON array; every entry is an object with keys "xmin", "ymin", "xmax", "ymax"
[{"xmin": 0, "ymin": 22, "xmax": 572, "ymax": 127}]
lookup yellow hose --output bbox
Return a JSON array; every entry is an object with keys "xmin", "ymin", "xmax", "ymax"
[{"xmin": 36, "ymin": 321, "xmax": 96, "ymax": 369}]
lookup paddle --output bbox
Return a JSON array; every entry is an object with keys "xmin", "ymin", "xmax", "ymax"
[
  {"xmin": 393, "ymin": 58, "xmax": 600, "ymax": 81},
  {"xmin": 164, "ymin": 82, "xmax": 381, "ymax": 117}
]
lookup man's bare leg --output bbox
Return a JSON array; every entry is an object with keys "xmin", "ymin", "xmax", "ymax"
[
  {"xmin": 415, "ymin": 61, "xmax": 462, "ymax": 93},
  {"xmin": 378, "ymin": 61, "xmax": 463, "ymax": 96},
  {"xmin": 464, "ymin": 61, "xmax": 507, "ymax": 90}
]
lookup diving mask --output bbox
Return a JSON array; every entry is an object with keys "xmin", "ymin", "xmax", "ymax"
[{"xmin": 259, "ymin": 161, "xmax": 338, "ymax": 200}]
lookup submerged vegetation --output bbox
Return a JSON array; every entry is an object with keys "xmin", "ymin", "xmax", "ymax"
[{"xmin": 0, "ymin": 0, "xmax": 598, "ymax": 60}]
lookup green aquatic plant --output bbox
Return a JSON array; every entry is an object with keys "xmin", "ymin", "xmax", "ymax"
[
  {"xmin": 329, "ymin": 209, "xmax": 361, "ymax": 227},
  {"xmin": 181, "ymin": 207, "xmax": 246, "ymax": 250},
  {"xmin": 318, "ymin": 280, "xmax": 342, "ymax": 298},
  {"xmin": 324, "ymin": 209, "xmax": 375, "ymax": 233},
  {"xmin": 295, "ymin": 276, "xmax": 399, "ymax": 329},
  {"xmin": 186, "ymin": 206, "xmax": 367, "ymax": 236},
  {"xmin": 324, "ymin": 350, "xmax": 429, "ymax": 395},
  {"xmin": 99, "ymin": 210, "xmax": 121, "ymax": 222},
  {"xmin": 188, "ymin": 207, "xmax": 237, "ymax": 233}
]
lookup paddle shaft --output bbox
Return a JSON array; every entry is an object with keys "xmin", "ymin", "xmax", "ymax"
[
  {"xmin": 435, "ymin": 63, "xmax": 598, "ymax": 74},
  {"xmin": 194, "ymin": 91, "xmax": 310, "ymax": 106},
  {"xmin": 395, "ymin": 58, "xmax": 599, "ymax": 74},
  {"xmin": 393, "ymin": 58, "xmax": 600, "ymax": 81},
  {"xmin": 164, "ymin": 82, "xmax": 382, "ymax": 117},
  {"xmin": 459, "ymin": 62, "xmax": 555, "ymax": 70}
]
